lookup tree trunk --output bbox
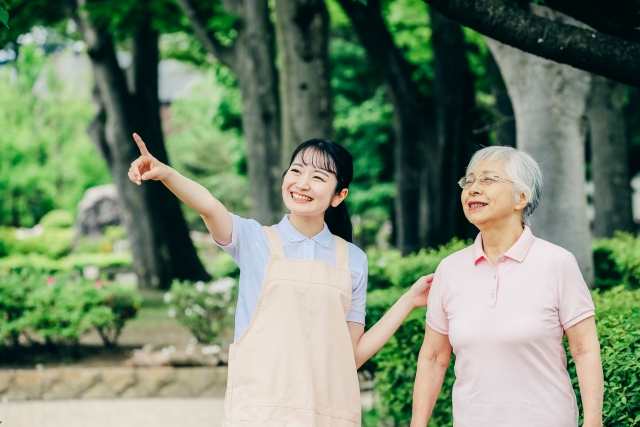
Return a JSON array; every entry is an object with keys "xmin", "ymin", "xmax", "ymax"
[
  {"xmin": 337, "ymin": 0, "xmax": 430, "ymax": 254},
  {"xmin": 68, "ymin": 0, "xmax": 208, "ymax": 289},
  {"xmin": 275, "ymin": 0, "xmax": 333, "ymax": 166},
  {"xmin": 177, "ymin": 0, "xmax": 282, "ymax": 225},
  {"xmin": 430, "ymin": 9, "xmax": 482, "ymax": 244},
  {"xmin": 486, "ymin": 54, "xmax": 517, "ymax": 148},
  {"xmin": 587, "ymin": 76, "xmax": 635, "ymax": 237},
  {"xmin": 131, "ymin": 18, "xmax": 211, "ymax": 282},
  {"xmin": 485, "ymin": 6, "xmax": 595, "ymax": 287}
]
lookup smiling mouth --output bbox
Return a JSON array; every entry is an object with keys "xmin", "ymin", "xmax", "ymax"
[
  {"xmin": 291, "ymin": 192, "xmax": 313, "ymax": 202},
  {"xmin": 468, "ymin": 202, "xmax": 488, "ymax": 210}
]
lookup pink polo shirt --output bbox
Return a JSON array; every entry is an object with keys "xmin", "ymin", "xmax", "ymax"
[{"xmin": 426, "ymin": 226, "xmax": 595, "ymax": 427}]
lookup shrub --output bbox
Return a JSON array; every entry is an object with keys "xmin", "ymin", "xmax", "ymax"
[
  {"xmin": 39, "ymin": 210, "xmax": 74, "ymax": 229},
  {"xmin": 165, "ymin": 277, "xmax": 237, "ymax": 345},
  {"xmin": 367, "ymin": 239, "xmax": 471, "ymax": 291},
  {"xmin": 593, "ymin": 233, "xmax": 640, "ymax": 290},
  {"xmin": 0, "ymin": 226, "xmax": 74, "ymax": 259},
  {"xmin": 0, "ymin": 252, "xmax": 132, "ymax": 273},
  {"xmin": 0, "ymin": 271, "xmax": 140, "ymax": 348}
]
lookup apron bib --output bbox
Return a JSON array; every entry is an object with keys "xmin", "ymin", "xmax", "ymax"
[{"xmin": 224, "ymin": 226, "xmax": 361, "ymax": 427}]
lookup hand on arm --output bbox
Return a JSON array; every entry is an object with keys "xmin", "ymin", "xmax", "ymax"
[
  {"xmin": 411, "ymin": 327, "xmax": 452, "ymax": 427},
  {"xmin": 348, "ymin": 274, "xmax": 433, "ymax": 369},
  {"xmin": 128, "ymin": 133, "xmax": 233, "ymax": 245},
  {"xmin": 566, "ymin": 316, "xmax": 604, "ymax": 427}
]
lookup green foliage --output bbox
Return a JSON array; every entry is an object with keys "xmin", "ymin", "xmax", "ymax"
[
  {"xmin": 0, "ymin": 226, "xmax": 74, "ymax": 259},
  {"xmin": 0, "ymin": 270, "xmax": 140, "ymax": 348},
  {"xmin": 566, "ymin": 286, "xmax": 640, "ymax": 426},
  {"xmin": 0, "ymin": 5, "xmax": 8, "ymax": 28},
  {"xmin": 367, "ymin": 238, "xmax": 471, "ymax": 290},
  {"xmin": 0, "ymin": 252, "xmax": 132, "ymax": 273},
  {"xmin": 38, "ymin": 209, "xmax": 74, "ymax": 229},
  {"xmin": 165, "ymin": 277, "xmax": 237, "ymax": 345},
  {"xmin": 0, "ymin": 44, "xmax": 111, "ymax": 228},
  {"xmin": 594, "ymin": 233, "xmax": 640, "ymax": 290}
]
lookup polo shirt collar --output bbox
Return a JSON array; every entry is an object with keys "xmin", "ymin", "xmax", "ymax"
[
  {"xmin": 472, "ymin": 226, "xmax": 536, "ymax": 264},
  {"xmin": 277, "ymin": 215, "xmax": 333, "ymax": 247}
]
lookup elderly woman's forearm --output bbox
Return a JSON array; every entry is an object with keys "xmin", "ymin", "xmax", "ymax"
[
  {"xmin": 411, "ymin": 349, "xmax": 450, "ymax": 426},
  {"xmin": 574, "ymin": 349, "xmax": 604, "ymax": 427}
]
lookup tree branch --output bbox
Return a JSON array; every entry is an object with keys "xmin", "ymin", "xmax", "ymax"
[
  {"xmin": 423, "ymin": 0, "xmax": 640, "ymax": 87},
  {"xmin": 175, "ymin": 0, "xmax": 235, "ymax": 68}
]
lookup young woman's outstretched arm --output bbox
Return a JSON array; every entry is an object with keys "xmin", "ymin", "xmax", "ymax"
[
  {"xmin": 127, "ymin": 133, "xmax": 233, "ymax": 245},
  {"xmin": 347, "ymin": 274, "xmax": 433, "ymax": 369}
]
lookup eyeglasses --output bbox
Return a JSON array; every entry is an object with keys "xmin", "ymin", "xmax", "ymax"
[{"xmin": 458, "ymin": 173, "xmax": 515, "ymax": 189}]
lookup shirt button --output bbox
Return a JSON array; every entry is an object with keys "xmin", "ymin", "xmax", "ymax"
[
  {"xmin": 306, "ymin": 240, "xmax": 311, "ymax": 245},
  {"xmin": 490, "ymin": 293, "xmax": 495, "ymax": 299}
]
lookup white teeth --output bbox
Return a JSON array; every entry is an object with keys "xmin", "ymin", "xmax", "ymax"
[
  {"xmin": 470, "ymin": 203, "xmax": 487, "ymax": 208},
  {"xmin": 292, "ymin": 193, "xmax": 312, "ymax": 202}
]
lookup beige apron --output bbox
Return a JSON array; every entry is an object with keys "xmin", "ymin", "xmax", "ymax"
[{"xmin": 224, "ymin": 226, "xmax": 361, "ymax": 427}]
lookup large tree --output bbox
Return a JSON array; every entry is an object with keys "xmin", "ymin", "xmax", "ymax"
[
  {"xmin": 338, "ymin": 0, "xmax": 482, "ymax": 252},
  {"xmin": 275, "ymin": 0, "xmax": 334, "ymax": 165},
  {"xmin": 64, "ymin": 0, "xmax": 210, "ymax": 288},
  {"xmin": 176, "ymin": 0, "xmax": 282, "ymax": 225},
  {"xmin": 485, "ymin": 6, "xmax": 595, "ymax": 286},
  {"xmin": 423, "ymin": 0, "xmax": 640, "ymax": 87},
  {"xmin": 587, "ymin": 77, "xmax": 635, "ymax": 238}
]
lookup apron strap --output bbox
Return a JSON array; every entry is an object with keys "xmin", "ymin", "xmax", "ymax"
[
  {"xmin": 333, "ymin": 236, "xmax": 350, "ymax": 271},
  {"xmin": 263, "ymin": 226, "xmax": 285, "ymax": 258}
]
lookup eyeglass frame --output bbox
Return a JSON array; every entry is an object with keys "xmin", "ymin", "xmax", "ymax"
[{"xmin": 457, "ymin": 173, "xmax": 515, "ymax": 189}]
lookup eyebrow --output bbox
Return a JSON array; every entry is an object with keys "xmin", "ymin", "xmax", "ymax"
[
  {"xmin": 467, "ymin": 170, "xmax": 498, "ymax": 177},
  {"xmin": 291, "ymin": 163, "xmax": 331, "ymax": 177}
]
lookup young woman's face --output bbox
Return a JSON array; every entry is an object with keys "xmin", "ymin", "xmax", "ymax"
[{"xmin": 282, "ymin": 151, "xmax": 347, "ymax": 218}]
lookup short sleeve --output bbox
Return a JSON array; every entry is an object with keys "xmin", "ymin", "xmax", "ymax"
[
  {"xmin": 426, "ymin": 265, "xmax": 449, "ymax": 335},
  {"xmin": 211, "ymin": 213, "xmax": 264, "ymax": 266},
  {"xmin": 558, "ymin": 253, "xmax": 595, "ymax": 330},
  {"xmin": 347, "ymin": 253, "xmax": 368, "ymax": 325}
]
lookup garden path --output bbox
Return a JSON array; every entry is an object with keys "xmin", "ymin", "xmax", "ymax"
[{"xmin": 0, "ymin": 397, "xmax": 224, "ymax": 427}]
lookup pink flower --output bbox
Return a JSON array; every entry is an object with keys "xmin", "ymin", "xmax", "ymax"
[
  {"xmin": 46, "ymin": 276, "xmax": 56, "ymax": 285},
  {"xmin": 95, "ymin": 280, "xmax": 102, "ymax": 289}
]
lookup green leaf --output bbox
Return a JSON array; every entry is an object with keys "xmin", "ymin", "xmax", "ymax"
[{"xmin": 0, "ymin": 6, "xmax": 8, "ymax": 28}]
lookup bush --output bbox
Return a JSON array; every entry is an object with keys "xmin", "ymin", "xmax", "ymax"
[
  {"xmin": 39, "ymin": 210, "xmax": 74, "ymax": 229},
  {"xmin": 0, "ymin": 252, "xmax": 132, "ymax": 273},
  {"xmin": 165, "ymin": 277, "xmax": 237, "ymax": 345},
  {"xmin": 0, "ymin": 226, "xmax": 74, "ymax": 259},
  {"xmin": 593, "ymin": 233, "xmax": 640, "ymax": 290},
  {"xmin": 0, "ymin": 270, "xmax": 140, "ymax": 348},
  {"xmin": 367, "ymin": 239, "xmax": 471, "ymax": 291},
  {"xmin": 368, "ymin": 284, "xmax": 640, "ymax": 427}
]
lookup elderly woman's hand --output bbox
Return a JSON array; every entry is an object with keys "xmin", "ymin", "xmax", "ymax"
[{"xmin": 407, "ymin": 274, "xmax": 434, "ymax": 309}]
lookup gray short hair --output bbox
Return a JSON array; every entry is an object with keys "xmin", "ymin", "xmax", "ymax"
[{"xmin": 465, "ymin": 146, "xmax": 543, "ymax": 226}]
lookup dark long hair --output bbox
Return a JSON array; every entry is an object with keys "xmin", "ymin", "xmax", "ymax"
[{"xmin": 285, "ymin": 139, "xmax": 354, "ymax": 242}]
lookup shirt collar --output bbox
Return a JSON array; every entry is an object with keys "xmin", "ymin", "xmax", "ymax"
[
  {"xmin": 472, "ymin": 226, "xmax": 536, "ymax": 264},
  {"xmin": 277, "ymin": 215, "xmax": 333, "ymax": 247}
]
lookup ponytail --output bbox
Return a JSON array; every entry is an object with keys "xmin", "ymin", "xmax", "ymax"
[
  {"xmin": 286, "ymin": 139, "xmax": 354, "ymax": 243},
  {"xmin": 325, "ymin": 202, "xmax": 353, "ymax": 243}
]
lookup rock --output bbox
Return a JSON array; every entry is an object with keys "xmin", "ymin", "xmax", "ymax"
[{"xmin": 76, "ymin": 184, "xmax": 123, "ymax": 237}]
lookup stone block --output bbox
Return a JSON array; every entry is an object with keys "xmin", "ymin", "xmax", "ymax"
[
  {"xmin": 6, "ymin": 369, "xmax": 61, "ymax": 400},
  {"xmin": 120, "ymin": 367, "xmax": 176, "ymax": 398},
  {"xmin": 82, "ymin": 368, "xmax": 136, "ymax": 399},
  {"xmin": 43, "ymin": 369, "xmax": 101, "ymax": 399}
]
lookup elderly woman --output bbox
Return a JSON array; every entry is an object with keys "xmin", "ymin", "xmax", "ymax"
[{"xmin": 411, "ymin": 146, "xmax": 604, "ymax": 427}]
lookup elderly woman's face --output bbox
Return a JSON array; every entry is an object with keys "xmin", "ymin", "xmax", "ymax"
[{"xmin": 461, "ymin": 160, "xmax": 528, "ymax": 228}]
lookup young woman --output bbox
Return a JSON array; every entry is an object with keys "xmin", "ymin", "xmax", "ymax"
[{"xmin": 128, "ymin": 134, "xmax": 433, "ymax": 427}]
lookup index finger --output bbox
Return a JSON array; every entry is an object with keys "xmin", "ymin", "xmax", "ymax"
[{"xmin": 133, "ymin": 133, "xmax": 150, "ymax": 156}]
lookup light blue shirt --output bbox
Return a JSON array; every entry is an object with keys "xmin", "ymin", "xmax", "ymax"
[{"xmin": 214, "ymin": 214, "xmax": 368, "ymax": 341}]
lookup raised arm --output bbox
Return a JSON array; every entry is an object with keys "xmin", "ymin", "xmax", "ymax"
[
  {"xmin": 348, "ymin": 275, "xmax": 433, "ymax": 369},
  {"xmin": 565, "ymin": 316, "xmax": 604, "ymax": 427},
  {"xmin": 128, "ymin": 133, "xmax": 233, "ymax": 245},
  {"xmin": 411, "ymin": 326, "xmax": 452, "ymax": 427}
]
